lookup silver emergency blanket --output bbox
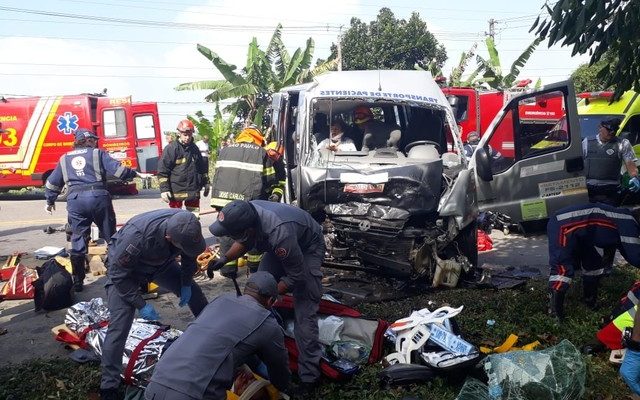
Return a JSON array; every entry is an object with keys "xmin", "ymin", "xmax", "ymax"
[{"xmin": 64, "ymin": 299, "xmax": 182, "ymax": 388}]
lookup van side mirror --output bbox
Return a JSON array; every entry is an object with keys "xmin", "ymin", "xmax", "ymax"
[{"xmin": 475, "ymin": 147, "xmax": 493, "ymax": 182}]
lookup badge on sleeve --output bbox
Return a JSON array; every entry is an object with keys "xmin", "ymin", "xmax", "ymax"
[{"xmin": 275, "ymin": 247, "xmax": 288, "ymax": 259}]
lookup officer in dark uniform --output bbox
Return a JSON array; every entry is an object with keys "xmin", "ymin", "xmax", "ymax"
[
  {"xmin": 207, "ymin": 200, "xmax": 325, "ymax": 392},
  {"xmin": 547, "ymin": 203, "xmax": 640, "ymax": 320},
  {"xmin": 145, "ymin": 271, "xmax": 290, "ymax": 400},
  {"xmin": 100, "ymin": 209, "xmax": 209, "ymax": 400},
  {"xmin": 44, "ymin": 128, "xmax": 151, "ymax": 292}
]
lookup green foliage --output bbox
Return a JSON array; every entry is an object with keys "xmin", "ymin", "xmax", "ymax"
[
  {"xmin": 475, "ymin": 37, "xmax": 541, "ymax": 89},
  {"xmin": 449, "ymin": 43, "xmax": 478, "ymax": 87},
  {"xmin": 334, "ymin": 8, "xmax": 447, "ymax": 71},
  {"xmin": 531, "ymin": 0, "xmax": 640, "ymax": 100},
  {"xmin": 186, "ymin": 103, "xmax": 236, "ymax": 163},
  {"xmin": 570, "ymin": 55, "xmax": 614, "ymax": 93}
]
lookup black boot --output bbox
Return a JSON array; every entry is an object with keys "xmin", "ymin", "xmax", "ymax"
[
  {"xmin": 70, "ymin": 254, "xmax": 86, "ymax": 292},
  {"xmin": 548, "ymin": 290, "xmax": 566, "ymax": 321},
  {"xmin": 582, "ymin": 278, "xmax": 600, "ymax": 310},
  {"xmin": 99, "ymin": 388, "xmax": 119, "ymax": 400}
]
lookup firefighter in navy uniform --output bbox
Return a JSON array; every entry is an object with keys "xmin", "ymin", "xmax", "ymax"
[
  {"xmin": 210, "ymin": 126, "xmax": 281, "ymax": 275},
  {"xmin": 99, "ymin": 209, "xmax": 209, "ymax": 400},
  {"xmin": 44, "ymin": 128, "xmax": 151, "ymax": 292},
  {"xmin": 207, "ymin": 200, "xmax": 325, "ymax": 394},
  {"xmin": 547, "ymin": 203, "xmax": 640, "ymax": 320},
  {"xmin": 158, "ymin": 119, "xmax": 210, "ymax": 217}
]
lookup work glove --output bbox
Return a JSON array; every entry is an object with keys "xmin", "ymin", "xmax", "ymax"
[
  {"xmin": 620, "ymin": 348, "xmax": 640, "ymax": 395},
  {"xmin": 207, "ymin": 255, "xmax": 228, "ymax": 279},
  {"xmin": 203, "ymin": 184, "xmax": 211, "ymax": 198},
  {"xmin": 220, "ymin": 264, "xmax": 238, "ymax": 279},
  {"xmin": 630, "ymin": 177, "xmax": 640, "ymax": 193},
  {"xmin": 268, "ymin": 193, "xmax": 280, "ymax": 202},
  {"xmin": 160, "ymin": 191, "xmax": 172, "ymax": 203},
  {"xmin": 136, "ymin": 171, "xmax": 153, "ymax": 180},
  {"xmin": 138, "ymin": 303, "xmax": 160, "ymax": 321},
  {"xmin": 45, "ymin": 204, "xmax": 55, "ymax": 214},
  {"xmin": 178, "ymin": 285, "xmax": 192, "ymax": 307}
]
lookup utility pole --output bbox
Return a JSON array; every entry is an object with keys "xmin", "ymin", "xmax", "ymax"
[
  {"xmin": 337, "ymin": 26, "xmax": 343, "ymax": 71},
  {"xmin": 486, "ymin": 18, "xmax": 497, "ymax": 39}
]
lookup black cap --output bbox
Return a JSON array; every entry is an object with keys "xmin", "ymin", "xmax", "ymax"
[
  {"xmin": 246, "ymin": 271, "xmax": 278, "ymax": 297},
  {"xmin": 166, "ymin": 211, "xmax": 206, "ymax": 257},
  {"xmin": 75, "ymin": 128, "xmax": 98, "ymax": 141},
  {"xmin": 601, "ymin": 118, "xmax": 621, "ymax": 132},
  {"xmin": 208, "ymin": 200, "xmax": 257, "ymax": 237}
]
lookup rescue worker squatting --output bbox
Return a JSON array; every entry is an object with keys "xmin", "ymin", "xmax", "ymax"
[
  {"xmin": 44, "ymin": 128, "xmax": 151, "ymax": 292},
  {"xmin": 547, "ymin": 203, "xmax": 640, "ymax": 320},
  {"xmin": 207, "ymin": 200, "xmax": 325, "ymax": 388},
  {"xmin": 99, "ymin": 209, "xmax": 208, "ymax": 400}
]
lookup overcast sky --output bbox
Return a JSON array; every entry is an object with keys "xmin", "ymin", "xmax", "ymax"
[{"xmin": 0, "ymin": 0, "xmax": 590, "ymax": 133}]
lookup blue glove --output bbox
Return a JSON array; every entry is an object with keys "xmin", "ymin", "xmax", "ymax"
[
  {"xmin": 620, "ymin": 348, "xmax": 640, "ymax": 395},
  {"xmin": 630, "ymin": 177, "xmax": 640, "ymax": 193},
  {"xmin": 179, "ymin": 285, "xmax": 192, "ymax": 307},
  {"xmin": 139, "ymin": 303, "xmax": 160, "ymax": 321}
]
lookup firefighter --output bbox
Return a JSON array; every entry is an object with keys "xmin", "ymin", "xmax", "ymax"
[
  {"xmin": 158, "ymin": 119, "xmax": 210, "ymax": 217},
  {"xmin": 210, "ymin": 126, "xmax": 281, "ymax": 275},
  {"xmin": 265, "ymin": 140, "xmax": 286, "ymax": 203},
  {"xmin": 207, "ymin": 200, "xmax": 325, "ymax": 393},
  {"xmin": 547, "ymin": 203, "xmax": 640, "ymax": 320},
  {"xmin": 100, "ymin": 209, "xmax": 209, "ymax": 400},
  {"xmin": 44, "ymin": 129, "xmax": 152, "ymax": 292},
  {"xmin": 145, "ymin": 271, "xmax": 290, "ymax": 400}
]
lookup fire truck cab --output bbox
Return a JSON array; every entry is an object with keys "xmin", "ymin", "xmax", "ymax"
[{"xmin": 0, "ymin": 93, "xmax": 162, "ymax": 191}]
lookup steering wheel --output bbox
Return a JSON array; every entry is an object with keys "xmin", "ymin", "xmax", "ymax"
[{"xmin": 404, "ymin": 140, "xmax": 441, "ymax": 153}]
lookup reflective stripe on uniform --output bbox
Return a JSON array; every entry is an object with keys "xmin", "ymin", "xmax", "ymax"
[
  {"xmin": 45, "ymin": 180, "xmax": 63, "ymax": 192},
  {"xmin": 628, "ymin": 290, "xmax": 640, "ymax": 305},
  {"xmin": 247, "ymin": 253, "xmax": 263, "ymax": 263},
  {"xmin": 549, "ymin": 275, "xmax": 572, "ymax": 283},
  {"xmin": 272, "ymin": 187, "xmax": 284, "ymax": 196},
  {"xmin": 59, "ymin": 153, "xmax": 69, "ymax": 184},
  {"xmin": 555, "ymin": 207, "xmax": 636, "ymax": 222},
  {"xmin": 211, "ymin": 197, "xmax": 233, "ymax": 208},
  {"xmin": 92, "ymin": 149, "xmax": 103, "ymax": 182},
  {"xmin": 263, "ymin": 167, "xmax": 275, "ymax": 176},
  {"xmin": 621, "ymin": 236, "xmax": 640, "ymax": 244},
  {"xmin": 216, "ymin": 160, "xmax": 263, "ymax": 172},
  {"xmin": 175, "ymin": 157, "xmax": 186, "ymax": 165},
  {"xmin": 613, "ymin": 305, "xmax": 637, "ymax": 331},
  {"xmin": 583, "ymin": 268, "xmax": 605, "ymax": 276}
]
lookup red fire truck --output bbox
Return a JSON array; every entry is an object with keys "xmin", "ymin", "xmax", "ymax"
[{"xmin": 0, "ymin": 93, "xmax": 162, "ymax": 192}]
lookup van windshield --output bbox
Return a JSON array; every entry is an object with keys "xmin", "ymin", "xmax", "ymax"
[{"xmin": 579, "ymin": 114, "xmax": 624, "ymax": 140}]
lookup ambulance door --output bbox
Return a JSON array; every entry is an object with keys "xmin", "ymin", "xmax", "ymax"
[
  {"xmin": 471, "ymin": 80, "xmax": 588, "ymax": 223},
  {"xmin": 131, "ymin": 104, "xmax": 161, "ymax": 173}
]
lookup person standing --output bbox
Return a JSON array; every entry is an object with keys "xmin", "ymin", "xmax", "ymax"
[
  {"xmin": 158, "ymin": 119, "xmax": 210, "ymax": 217},
  {"xmin": 99, "ymin": 209, "xmax": 209, "ymax": 400},
  {"xmin": 44, "ymin": 128, "xmax": 151, "ymax": 292},
  {"xmin": 195, "ymin": 134, "xmax": 211, "ymax": 168},
  {"xmin": 145, "ymin": 271, "xmax": 290, "ymax": 400},
  {"xmin": 207, "ymin": 200, "xmax": 325, "ymax": 393}
]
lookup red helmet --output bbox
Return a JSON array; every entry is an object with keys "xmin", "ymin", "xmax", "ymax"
[
  {"xmin": 176, "ymin": 119, "xmax": 195, "ymax": 133},
  {"xmin": 353, "ymin": 106, "xmax": 373, "ymax": 124}
]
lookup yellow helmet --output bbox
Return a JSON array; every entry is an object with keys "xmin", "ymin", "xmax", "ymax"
[{"xmin": 235, "ymin": 125, "xmax": 265, "ymax": 146}]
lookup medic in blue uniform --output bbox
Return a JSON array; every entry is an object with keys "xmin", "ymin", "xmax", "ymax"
[
  {"xmin": 99, "ymin": 209, "xmax": 209, "ymax": 400},
  {"xmin": 207, "ymin": 200, "xmax": 325, "ymax": 394},
  {"xmin": 44, "ymin": 129, "xmax": 151, "ymax": 292},
  {"xmin": 548, "ymin": 203, "xmax": 640, "ymax": 320}
]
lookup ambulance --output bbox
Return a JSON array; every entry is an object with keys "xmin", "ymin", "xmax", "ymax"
[{"xmin": 0, "ymin": 93, "xmax": 163, "ymax": 192}]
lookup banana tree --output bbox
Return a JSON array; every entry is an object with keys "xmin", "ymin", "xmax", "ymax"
[
  {"xmin": 449, "ymin": 43, "xmax": 478, "ymax": 87},
  {"xmin": 475, "ymin": 37, "xmax": 541, "ymax": 89},
  {"xmin": 187, "ymin": 103, "xmax": 237, "ymax": 163}
]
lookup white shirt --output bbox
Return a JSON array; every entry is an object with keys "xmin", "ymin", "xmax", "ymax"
[
  {"xmin": 318, "ymin": 137, "xmax": 357, "ymax": 152},
  {"xmin": 195, "ymin": 139, "xmax": 210, "ymax": 157}
]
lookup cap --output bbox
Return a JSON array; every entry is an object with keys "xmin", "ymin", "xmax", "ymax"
[
  {"xmin": 601, "ymin": 118, "xmax": 621, "ymax": 132},
  {"xmin": 246, "ymin": 271, "xmax": 278, "ymax": 297},
  {"xmin": 75, "ymin": 128, "xmax": 98, "ymax": 141},
  {"xmin": 467, "ymin": 131, "xmax": 480, "ymax": 143},
  {"xmin": 166, "ymin": 211, "xmax": 206, "ymax": 257},
  {"xmin": 208, "ymin": 200, "xmax": 258, "ymax": 237}
]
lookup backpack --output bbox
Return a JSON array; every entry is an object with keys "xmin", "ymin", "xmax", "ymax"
[{"xmin": 32, "ymin": 258, "xmax": 73, "ymax": 311}]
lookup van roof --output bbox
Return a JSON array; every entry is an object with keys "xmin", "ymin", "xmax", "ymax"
[{"xmin": 578, "ymin": 90, "xmax": 640, "ymax": 115}]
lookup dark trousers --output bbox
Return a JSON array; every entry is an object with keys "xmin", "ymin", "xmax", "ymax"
[
  {"xmin": 100, "ymin": 262, "xmax": 208, "ymax": 390},
  {"xmin": 587, "ymin": 184, "xmax": 619, "ymax": 272},
  {"xmin": 67, "ymin": 191, "xmax": 116, "ymax": 255}
]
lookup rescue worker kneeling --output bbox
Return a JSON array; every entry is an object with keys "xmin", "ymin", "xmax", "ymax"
[
  {"xmin": 145, "ymin": 271, "xmax": 290, "ymax": 400},
  {"xmin": 207, "ymin": 200, "xmax": 325, "ymax": 393},
  {"xmin": 547, "ymin": 203, "xmax": 640, "ymax": 320}
]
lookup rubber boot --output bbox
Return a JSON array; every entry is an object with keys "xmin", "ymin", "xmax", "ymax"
[
  {"xmin": 548, "ymin": 290, "xmax": 566, "ymax": 321},
  {"xmin": 582, "ymin": 278, "xmax": 599, "ymax": 310},
  {"xmin": 70, "ymin": 254, "xmax": 86, "ymax": 292}
]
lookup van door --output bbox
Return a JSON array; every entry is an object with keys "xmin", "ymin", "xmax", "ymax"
[
  {"xmin": 270, "ymin": 92, "xmax": 296, "ymax": 203},
  {"xmin": 471, "ymin": 80, "xmax": 588, "ymax": 223},
  {"xmin": 131, "ymin": 103, "xmax": 161, "ymax": 173}
]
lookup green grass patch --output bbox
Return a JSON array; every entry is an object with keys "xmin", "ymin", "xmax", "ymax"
[{"xmin": 1, "ymin": 267, "xmax": 639, "ymax": 399}]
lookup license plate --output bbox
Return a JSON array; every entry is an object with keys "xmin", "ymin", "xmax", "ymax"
[
  {"xmin": 428, "ymin": 323, "xmax": 474, "ymax": 355},
  {"xmin": 343, "ymin": 183, "xmax": 384, "ymax": 194}
]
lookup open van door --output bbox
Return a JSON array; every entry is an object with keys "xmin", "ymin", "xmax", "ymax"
[
  {"xmin": 270, "ymin": 92, "xmax": 299, "ymax": 203},
  {"xmin": 470, "ymin": 80, "xmax": 588, "ymax": 223}
]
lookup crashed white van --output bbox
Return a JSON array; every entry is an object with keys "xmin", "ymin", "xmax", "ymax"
[{"xmin": 269, "ymin": 70, "xmax": 586, "ymax": 286}]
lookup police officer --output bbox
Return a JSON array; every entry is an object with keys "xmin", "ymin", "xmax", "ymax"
[
  {"xmin": 207, "ymin": 200, "xmax": 325, "ymax": 392},
  {"xmin": 44, "ymin": 128, "xmax": 151, "ymax": 292},
  {"xmin": 547, "ymin": 203, "xmax": 640, "ymax": 320},
  {"xmin": 210, "ymin": 125, "xmax": 281, "ymax": 275},
  {"xmin": 100, "ymin": 209, "xmax": 209, "ymax": 400},
  {"xmin": 145, "ymin": 271, "xmax": 290, "ymax": 400},
  {"xmin": 463, "ymin": 131, "xmax": 503, "ymax": 161},
  {"xmin": 158, "ymin": 119, "xmax": 210, "ymax": 217}
]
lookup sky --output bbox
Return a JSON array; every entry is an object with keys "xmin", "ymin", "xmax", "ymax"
[{"xmin": 0, "ymin": 0, "xmax": 590, "ymax": 134}]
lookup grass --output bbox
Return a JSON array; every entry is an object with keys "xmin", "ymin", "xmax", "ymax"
[{"xmin": 1, "ymin": 266, "xmax": 639, "ymax": 400}]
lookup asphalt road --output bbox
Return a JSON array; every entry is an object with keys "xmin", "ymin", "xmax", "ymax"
[{"xmin": 0, "ymin": 189, "xmax": 551, "ymax": 365}]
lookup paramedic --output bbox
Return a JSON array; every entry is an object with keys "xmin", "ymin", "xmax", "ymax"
[
  {"xmin": 44, "ymin": 128, "xmax": 151, "ymax": 292},
  {"xmin": 207, "ymin": 200, "xmax": 325, "ymax": 393},
  {"xmin": 145, "ymin": 271, "xmax": 290, "ymax": 400},
  {"xmin": 99, "ymin": 209, "xmax": 208, "ymax": 400}
]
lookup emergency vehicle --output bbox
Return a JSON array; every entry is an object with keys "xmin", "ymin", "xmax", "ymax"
[{"xmin": 0, "ymin": 93, "xmax": 162, "ymax": 192}]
